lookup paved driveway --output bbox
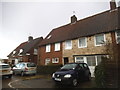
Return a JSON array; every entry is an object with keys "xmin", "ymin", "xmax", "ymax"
[{"xmin": 9, "ymin": 75, "xmax": 96, "ymax": 88}]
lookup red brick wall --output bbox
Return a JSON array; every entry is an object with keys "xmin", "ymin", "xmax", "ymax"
[{"xmin": 39, "ymin": 43, "xmax": 62, "ymax": 65}]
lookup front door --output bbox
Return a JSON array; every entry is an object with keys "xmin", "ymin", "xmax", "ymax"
[{"xmin": 63, "ymin": 57, "xmax": 69, "ymax": 65}]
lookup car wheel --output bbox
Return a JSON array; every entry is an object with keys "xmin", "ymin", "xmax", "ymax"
[
  {"xmin": 8, "ymin": 75, "xmax": 12, "ymax": 78},
  {"xmin": 13, "ymin": 72, "xmax": 16, "ymax": 75},
  {"xmin": 72, "ymin": 79, "xmax": 78, "ymax": 87},
  {"xmin": 21, "ymin": 72, "xmax": 24, "ymax": 76}
]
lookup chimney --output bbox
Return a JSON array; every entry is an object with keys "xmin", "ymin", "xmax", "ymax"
[
  {"xmin": 110, "ymin": 0, "xmax": 116, "ymax": 10},
  {"xmin": 28, "ymin": 36, "xmax": 33, "ymax": 42},
  {"xmin": 71, "ymin": 15, "xmax": 77, "ymax": 24}
]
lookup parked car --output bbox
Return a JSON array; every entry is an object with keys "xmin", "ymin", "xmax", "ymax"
[
  {"xmin": 12, "ymin": 62, "xmax": 37, "ymax": 76},
  {"xmin": 52, "ymin": 63, "xmax": 91, "ymax": 87},
  {"xmin": 0, "ymin": 63, "xmax": 13, "ymax": 78}
]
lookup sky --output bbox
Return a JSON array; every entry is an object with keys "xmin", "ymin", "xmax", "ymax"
[{"xmin": 0, "ymin": 0, "xmax": 120, "ymax": 59}]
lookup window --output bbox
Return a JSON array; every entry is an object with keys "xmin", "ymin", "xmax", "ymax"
[
  {"xmin": 52, "ymin": 58, "xmax": 59, "ymax": 63},
  {"xmin": 18, "ymin": 49, "xmax": 23, "ymax": 56},
  {"xmin": 45, "ymin": 58, "xmax": 50, "ymax": 65},
  {"xmin": 87, "ymin": 56, "xmax": 96, "ymax": 66},
  {"xmin": 55, "ymin": 43, "xmax": 60, "ymax": 51},
  {"xmin": 12, "ymin": 51, "xmax": 16, "ymax": 55},
  {"xmin": 47, "ymin": 35, "xmax": 52, "ymax": 39},
  {"xmin": 95, "ymin": 34, "xmax": 105, "ymax": 46},
  {"xmin": 65, "ymin": 40, "xmax": 72, "ymax": 49},
  {"xmin": 78, "ymin": 37, "xmax": 87, "ymax": 48},
  {"xmin": 34, "ymin": 49, "xmax": 38, "ymax": 55},
  {"xmin": 75, "ymin": 57, "xmax": 84, "ymax": 63},
  {"xmin": 115, "ymin": 30, "xmax": 120, "ymax": 44},
  {"xmin": 46, "ymin": 44, "xmax": 51, "ymax": 52},
  {"xmin": 96, "ymin": 56, "xmax": 102, "ymax": 65}
]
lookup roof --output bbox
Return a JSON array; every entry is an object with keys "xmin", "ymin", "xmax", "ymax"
[
  {"xmin": 8, "ymin": 37, "xmax": 43, "ymax": 57},
  {"xmin": 40, "ymin": 7, "xmax": 119, "ymax": 46}
]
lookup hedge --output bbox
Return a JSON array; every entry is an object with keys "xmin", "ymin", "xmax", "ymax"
[
  {"xmin": 37, "ymin": 64, "xmax": 62, "ymax": 75},
  {"xmin": 94, "ymin": 59, "xmax": 106, "ymax": 88},
  {"xmin": 94, "ymin": 57, "xmax": 118, "ymax": 88}
]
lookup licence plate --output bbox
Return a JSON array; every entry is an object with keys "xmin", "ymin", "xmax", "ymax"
[
  {"xmin": 2, "ymin": 70, "xmax": 8, "ymax": 73},
  {"xmin": 55, "ymin": 78, "xmax": 61, "ymax": 81},
  {"xmin": 30, "ymin": 68, "xmax": 35, "ymax": 70}
]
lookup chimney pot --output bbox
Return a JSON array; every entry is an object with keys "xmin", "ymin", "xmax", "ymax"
[
  {"xmin": 28, "ymin": 36, "xmax": 33, "ymax": 42},
  {"xmin": 71, "ymin": 15, "xmax": 77, "ymax": 24},
  {"xmin": 110, "ymin": 0, "xmax": 116, "ymax": 10}
]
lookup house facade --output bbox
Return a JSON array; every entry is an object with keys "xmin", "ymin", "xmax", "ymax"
[
  {"xmin": 38, "ymin": 1, "xmax": 120, "ymax": 77},
  {"xmin": 38, "ymin": 42, "xmax": 63, "ymax": 65},
  {"xmin": 8, "ymin": 36, "xmax": 43, "ymax": 65}
]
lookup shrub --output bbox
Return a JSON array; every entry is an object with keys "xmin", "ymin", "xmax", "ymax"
[
  {"xmin": 94, "ymin": 58, "xmax": 106, "ymax": 88},
  {"xmin": 37, "ymin": 64, "xmax": 62, "ymax": 75}
]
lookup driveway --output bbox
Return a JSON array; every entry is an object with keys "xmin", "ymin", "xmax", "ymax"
[{"xmin": 7, "ymin": 75, "xmax": 96, "ymax": 88}]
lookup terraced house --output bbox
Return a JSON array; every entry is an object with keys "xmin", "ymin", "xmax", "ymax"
[
  {"xmin": 8, "ymin": 36, "xmax": 43, "ymax": 65},
  {"xmin": 38, "ymin": 1, "xmax": 120, "ymax": 77}
]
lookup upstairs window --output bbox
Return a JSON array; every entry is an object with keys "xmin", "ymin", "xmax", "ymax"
[
  {"xmin": 95, "ymin": 34, "xmax": 105, "ymax": 46},
  {"xmin": 65, "ymin": 40, "xmax": 72, "ymax": 49},
  {"xmin": 34, "ymin": 49, "xmax": 38, "ymax": 55},
  {"xmin": 46, "ymin": 44, "xmax": 51, "ymax": 52},
  {"xmin": 18, "ymin": 49, "xmax": 23, "ymax": 56},
  {"xmin": 78, "ymin": 37, "xmax": 87, "ymax": 48},
  {"xmin": 55, "ymin": 43, "xmax": 60, "ymax": 51},
  {"xmin": 115, "ymin": 30, "xmax": 120, "ymax": 44}
]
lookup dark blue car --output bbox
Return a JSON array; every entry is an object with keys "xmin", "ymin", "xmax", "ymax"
[{"xmin": 52, "ymin": 63, "xmax": 91, "ymax": 87}]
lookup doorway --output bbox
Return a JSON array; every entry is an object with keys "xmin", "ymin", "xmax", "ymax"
[{"xmin": 63, "ymin": 57, "xmax": 69, "ymax": 65}]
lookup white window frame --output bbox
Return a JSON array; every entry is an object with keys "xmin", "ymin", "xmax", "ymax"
[
  {"xmin": 94, "ymin": 34, "xmax": 106, "ymax": 46},
  {"xmin": 78, "ymin": 37, "xmax": 87, "ymax": 48},
  {"xmin": 65, "ymin": 40, "xmax": 72, "ymax": 50},
  {"xmin": 52, "ymin": 58, "xmax": 59, "ymax": 63},
  {"xmin": 45, "ymin": 58, "xmax": 51, "ymax": 65},
  {"xmin": 115, "ymin": 30, "xmax": 120, "ymax": 44},
  {"xmin": 54, "ymin": 43, "xmax": 60, "ymax": 51},
  {"xmin": 46, "ymin": 44, "xmax": 51, "ymax": 52}
]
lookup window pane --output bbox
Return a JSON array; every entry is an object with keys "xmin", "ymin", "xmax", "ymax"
[
  {"xmin": 34, "ymin": 49, "xmax": 38, "ymax": 55},
  {"xmin": 79, "ymin": 38, "xmax": 86, "ymax": 47},
  {"xmin": 65, "ymin": 40, "xmax": 72, "ymax": 49},
  {"xmin": 87, "ymin": 56, "xmax": 96, "ymax": 66},
  {"xmin": 46, "ymin": 44, "xmax": 50, "ymax": 52},
  {"xmin": 55, "ymin": 43, "xmax": 60, "ymax": 51},
  {"xmin": 95, "ymin": 34, "xmax": 104, "ymax": 45},
  {"xmin": 45, "ymin": 58, "xmax": 50, "ymax": 65},
  {"xmin": 97, "ymin": 56, "xmax": 102, "ymax": 65},
  {"xmin": 52, "ymin": 58, "xmax": 59, "ymax": 63},
  {"xmin": 75, "ymin": 57, "xmax": 84, "ymax": 63}
]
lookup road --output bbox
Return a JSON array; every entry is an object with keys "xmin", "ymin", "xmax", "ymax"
[{"xmin": 2, "ymin": 75, "xmax": 96, "ymax": 89}]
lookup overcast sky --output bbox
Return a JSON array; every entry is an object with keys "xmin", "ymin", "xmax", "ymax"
[{"xmin": 0, "ymin": 0, "xmax": 120, "ymax": 59}]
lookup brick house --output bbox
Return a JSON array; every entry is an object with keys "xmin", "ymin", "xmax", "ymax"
[
  {"xmin": 8, "ymin": 36, "xmax": 43, "ymax": 65},
  {"xmin": 38, "ymin": 33, "xmax": 63, "ymax": 65},
  {"xmin": 38, "ymin": 1, "xmax": 119, "ymax": 76}
]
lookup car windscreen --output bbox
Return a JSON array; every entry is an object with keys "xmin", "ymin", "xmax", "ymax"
[
  {"xmin": 27, "ymin": 63, "xmax": 36, "ymax": 67},
  {"xmin": 61, "ymin": 64, "xmax": 77, "ymax": 70},
  {"xmin": 0, "ymin": 65, "xmax": 10, "ymax": 69}
]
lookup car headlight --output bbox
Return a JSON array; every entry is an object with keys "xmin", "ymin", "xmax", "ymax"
[
  {"xmin": 52, "ymin": 73, "xmax": 55, "ymax": 78},
  {"xmin": 64, "ymin": 74, "xmax": 71, "ymax": 78}
]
